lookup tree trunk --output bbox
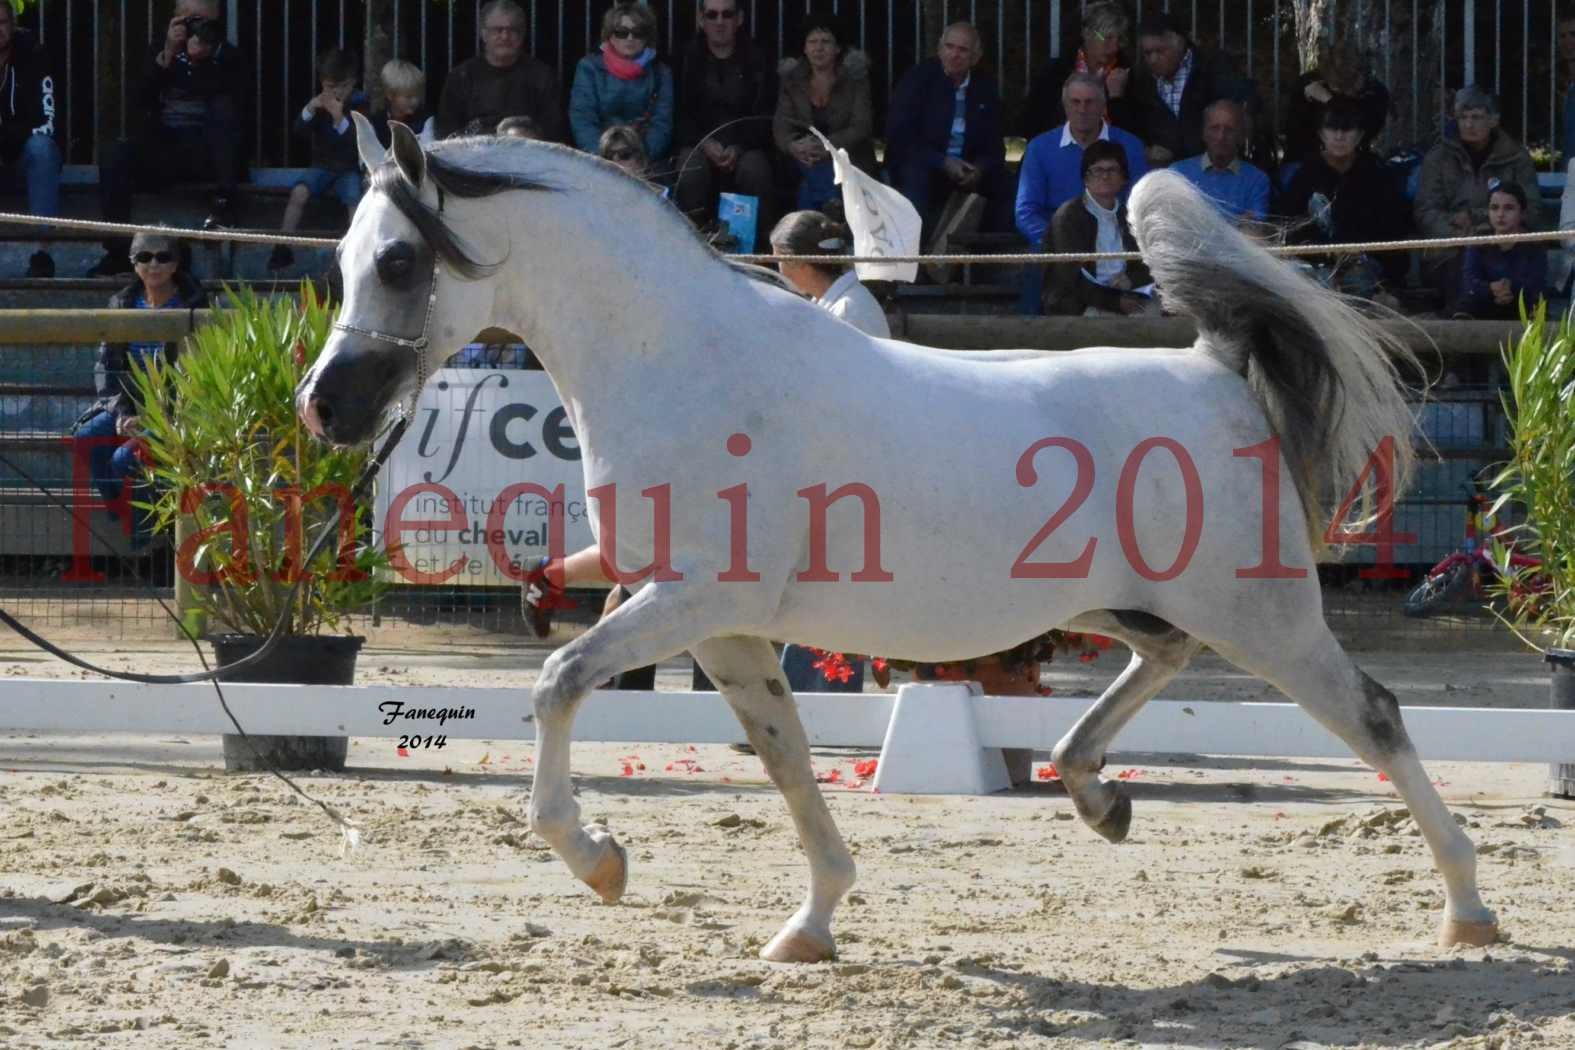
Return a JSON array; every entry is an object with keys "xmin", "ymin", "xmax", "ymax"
[
  {"xmin": 1290, "ymin": 0, "xmax": 1443, "ymax": 149},
  {"xmin": 364, "ymin": 0, "xmax": 395, "ymax": 104}
]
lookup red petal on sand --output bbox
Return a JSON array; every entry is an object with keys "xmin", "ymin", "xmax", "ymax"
[
  {"xmin": 815, "ymin": 769, "xmax": 844, "ymax": 784},
  {"xmin": 621, "ymin": 763, "xmax": 634, "ymax": 776},
  {"xmin": 1036, "ymin": 763, "xmax": 1060, "ymax": 781},
  {"xmin": 397, "ymin": 747, "xmax": 410, "ymax": 758},
  {"xmin": 853, "ymin": 759, "xmax": 878, "ymax": 779},
  {"xmin": 1377, "ymin": 772, "xmax": 1390, "ymax": 782},
  {"xmin": 1115, "ymin": 768, "xmax": 1143, "ymax": 780}
]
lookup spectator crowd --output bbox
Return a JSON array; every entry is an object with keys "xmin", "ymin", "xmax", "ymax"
[{"xmin": 1, "ymin": 0, "xmax": 1572, "ymax": 319}]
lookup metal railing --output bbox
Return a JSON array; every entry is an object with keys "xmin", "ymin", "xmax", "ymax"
[{"xmin": 10, "ymin": 1, "xmax": 1572, "ymax": 170}]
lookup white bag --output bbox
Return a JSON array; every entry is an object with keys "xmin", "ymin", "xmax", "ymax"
[{"xmin": 808, "ymin": 128, "xmax": 922, "ymax": 283}]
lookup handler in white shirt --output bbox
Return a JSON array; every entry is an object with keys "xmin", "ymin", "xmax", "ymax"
[{"xmin": 768, "ymin": 210, "xmax": 892, "ymax": 338}]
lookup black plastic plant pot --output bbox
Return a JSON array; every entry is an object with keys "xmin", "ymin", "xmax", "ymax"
[{"xmin": 210, "ymin": 634, "xmax": 364, "ymax": 773}]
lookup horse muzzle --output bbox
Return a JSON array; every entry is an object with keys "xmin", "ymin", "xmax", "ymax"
[{"xmin": 295, "ymin": 338, "xmax": 411, "ymax": 446}]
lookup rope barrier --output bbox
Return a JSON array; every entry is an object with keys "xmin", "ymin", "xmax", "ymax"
[{"xmin": 3, "ymin": 208, "xmax": 1572, "ymax": 267}]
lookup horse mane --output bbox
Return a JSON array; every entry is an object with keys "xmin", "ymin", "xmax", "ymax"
[{"xmin": 371, "ymin": 135, "xmax": 791, "ymax": 291}]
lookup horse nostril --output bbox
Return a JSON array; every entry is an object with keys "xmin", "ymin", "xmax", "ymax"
[{"xmin": 307, "ymin": 395, "xmax": 335, "ymax": 434}]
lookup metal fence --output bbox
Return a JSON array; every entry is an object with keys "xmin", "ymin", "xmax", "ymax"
[{"xmin": 13, "ymin": 1, "xmax": 1575, "ymax": 169}]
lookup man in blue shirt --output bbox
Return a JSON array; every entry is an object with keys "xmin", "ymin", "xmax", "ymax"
[
  {"xmin": 1015, "ymin": 72, "xmax": 1147, "ymax": 248},
  {"xmin": 886, "ymin": 22, "xmax": 1011, "ymax": 240},
  {"xmin": 1170, "ymin": 99, "xmax": 1270, "ymax": 223}
]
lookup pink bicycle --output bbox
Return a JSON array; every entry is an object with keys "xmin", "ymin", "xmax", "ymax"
[{"xmin": 1403, "ymin": 482, "xmax": 1548, "ymax": 617}]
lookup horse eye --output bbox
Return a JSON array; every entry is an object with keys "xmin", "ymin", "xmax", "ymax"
[{"xmin": 374, "ymin": 241, "xmax": 417, "ymax": 286}]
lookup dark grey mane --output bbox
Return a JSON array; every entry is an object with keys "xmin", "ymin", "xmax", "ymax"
[{"xmin": 371, "ymin": 136, "xmax": 793, "ymax": 292}]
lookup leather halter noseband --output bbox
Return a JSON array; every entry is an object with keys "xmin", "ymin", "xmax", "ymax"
[{"xmin": 329, "ymin": 258, "xmax": 441, "ymax": 419}]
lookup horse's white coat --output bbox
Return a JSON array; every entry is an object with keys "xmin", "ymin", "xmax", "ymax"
[{"xmin": 297, "ymin": 118, "xmax": 1499, "ymax": 960}]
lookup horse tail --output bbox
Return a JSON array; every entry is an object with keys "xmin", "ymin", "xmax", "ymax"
[{"xmin": 1126, "ymin": 169, "xmax": 1418, "ymax": 552}]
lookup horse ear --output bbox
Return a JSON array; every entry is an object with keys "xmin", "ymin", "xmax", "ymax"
[
  {"xmin": 390, "ymin": 121, "xmax": 426, "ymax": 189},
  {"xmin": 352, "ymin": 111, "xmax": 386, "ymax": 173}
]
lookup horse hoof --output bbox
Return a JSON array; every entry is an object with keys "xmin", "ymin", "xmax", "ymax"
[
  {"xmin": 583, "ymin": 838, "xmax": 628, "ymax": 904},
  {"xmin": 1092, "ymin": 790, "xmax": 1132, "ymax": 844},
  {"xmin": 760, "ymin": 926, "xmax": 836, "ymax": 964},
  {"xmin": 1439, "ymin": 917, "xmax": 1500, "ymax": 948}
]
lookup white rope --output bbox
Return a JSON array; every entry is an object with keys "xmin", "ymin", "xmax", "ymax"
[{"xmin": 3, "ymin": 208, "xmax": 1571, "ymax": 267}]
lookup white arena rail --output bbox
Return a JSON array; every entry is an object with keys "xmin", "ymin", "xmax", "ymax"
[{"xmin": 2, "ymin": 680, "xmax": 1573, "ymax": 794}]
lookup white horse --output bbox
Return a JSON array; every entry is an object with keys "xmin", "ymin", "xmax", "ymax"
[{"xmin": 296, "ymin": 115, "xmax": 1498, "ymax": 962}]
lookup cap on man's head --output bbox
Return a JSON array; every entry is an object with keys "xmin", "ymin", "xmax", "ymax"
[{"xmin": 1136, "ymin": 13, "xmax": 1186, "ymax": 38}]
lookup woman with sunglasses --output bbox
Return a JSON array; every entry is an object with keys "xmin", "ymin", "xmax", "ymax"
[
  {"xmin": 773, "ymin": 13, "xmax": 875, "ymax": 211},
  {"xmin": 71, "ymin": 230, "xmax": 207, "ymax": 548},
  {"xmin": 597, "ymin": 123, "xmax": 674, "ymax": 200},
  {"xmin": 570, "ymin": 3, "xmax": 674, "ymax": 165}
]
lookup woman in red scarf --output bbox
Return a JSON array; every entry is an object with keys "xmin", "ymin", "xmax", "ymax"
[{"xmin": 569, "ymin": 3, "xmax": 675, "ymax": 163}]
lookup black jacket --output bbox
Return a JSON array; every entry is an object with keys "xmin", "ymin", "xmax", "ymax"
[
  {"xmin": 1044, "ymin": 196, "xmax": 1152, "ymax": 315},
  {"xmin": 138, "ymin": 39, "xmax": 248, "ymax": 132},
  {"xmin": 673, "ymin": 35, "xmax": 775, "ymax": 152},
  {"xmin": 0, "ymin": 30, "xmax": 56, "ymax": 164},
  {"xmin": 1281, "ymin": 71, "xmax": 1391, "ymax": 163},
  {"xmin": 92, "ymin": 271, "xmax": 210, "ymax": 420},
  {"xmin": 1280, "ymin": 151, "xmax": 1411, "ymax": 286},
  {"xmin": 1017, "ymin": 50, "xmax": 1137, "ymax": 142},
  {"xmin": 1128, "ymin": 45, "xmax": 1245, "ymax": 160},
  {"xmin": 294, "ymin": 92, "xmax": 370, "ymax": 172},
  {"xmin": 885, "ymin": 57, "xmax": 1005, "ymax": 178}
]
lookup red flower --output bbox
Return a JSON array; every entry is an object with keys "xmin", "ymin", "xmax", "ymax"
[
  {"xmin": 1036, "ymin": 763, "xmax": 1060, "ymax": 781},
  {"xmin": 853, "ymin": 758, "xmax": 878, "ymax": 779},
  {"xmin": 292, "ymin": 341, "xmax": 307, "ymax": 368},
  {"xmin": 815, "ymin": 768, "xmax": 843, "ymax": 784},
  {"xmin": 396, "ymin": 746, "xmax": 410, "ymax": 758}
]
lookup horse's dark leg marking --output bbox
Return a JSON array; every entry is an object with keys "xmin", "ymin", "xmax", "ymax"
[
  {"xmin": 766, "ymin": 679, "xmax": 785, "ymax": 697},
  {"xmin": 1055, "ymin": 610, "xmax": 1202, "ymax": 844},
  {"xmin": 1358, "ymin": 669, "xmax": 1409, "ymax": 756}
]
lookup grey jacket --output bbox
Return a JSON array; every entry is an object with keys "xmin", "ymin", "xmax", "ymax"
[
  {"xmin": 1415, "ymin": 129, "xmax": 1542, "ymax": 239},
  {"xmin": 772, "ymin": 49, "xmax": 876, "ymax": 173}
]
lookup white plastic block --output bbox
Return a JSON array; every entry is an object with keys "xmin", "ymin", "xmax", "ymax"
[{"xmin": 871, "ymin": 682, "xmax": 1010, "ymax": 795}]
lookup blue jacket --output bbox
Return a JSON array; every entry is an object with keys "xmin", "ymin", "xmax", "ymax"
[
  {"xmin": 569, "ymin": 52, "xmax": 675, "ymax": 161},
  {"xmin": 885, "ymin": 58, "xmax": 1004, "ymax": 178},
  {"xmin": 1014, "ymin": 123, "xmax": 1147, "ymax": 247},
  {"xmin": 1461, "ymin": 243, "xmax": 1548, "ymax": 316}
]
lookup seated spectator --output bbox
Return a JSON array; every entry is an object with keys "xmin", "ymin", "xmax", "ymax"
[
  {"xmin": 1015, "ymin": 72, "xmax": 1147, "ymax": 251},
  {"xmin": 437, "ymin": 0, "xmax": 562, "ymax": 139},
  {"xmin": 1457, "ymin": 180, "xmax": 1547, "ymax": 320},
  {"xmin": 1281, "ymin": 41, "xmax": 1390, "ymax": 171},
  {"xmin": 0, "ymin": 0, "xmax": 62, "ymax": 278},
  {"xmin": 773, "ymin": 14, "xmax": 876, "ymax": 211},
  {"xmin": 269, "ymin": 48, "xmax": 367, "ymax": 273},
  {"xmin": 1170, "ymin": 99, "xmax": 1270, "ymax": 223},
  {"xmin": 672, "ymin": 0, "xmax": 776, "ymax": 231},
  {"xmin": 570, "ymin": 3, "xmax": 674, "ymax": 164},
  {"xmin": 496, "ymin": 114, "xmax": 542, "ymax": 138},
  {"xmin": 1280, "ymin": 98, "xmax": 1409, "ymax": 300},
  {"xmin": 1129, "ymin": 13, "xmax": 1244, "ymax": 169},
  {"xmin": 1044, "ymin": 140, "xmax": 1155, "ymax": 316},
  {"xmin": 598, "ymin": 123, "xmax": 669, "ymax": 198},
  {"xmin": 71, "ymin": 230, "xmax": 208, "ymax": 548},
  {"xmin": 91, "ymin": 2, "xmax": 248, "ymax": 276},
  {"xmin": 886, "ymin": 22, "xmax": 1012, "ymax": 241},
  {"xmin": 376, "ymin": 59, "xmax": 436, "ymax": 146},
  {"xmin": 1018, "ymin": 1, "xmax": 1134, "ymax": 142},
  {"xmin": 1415, "ymin": 86, "xmax": 1541, "ymax": 309},
  {"xmin": 770, "ymin": 209, "xmax": 889, "ymax": 336}
]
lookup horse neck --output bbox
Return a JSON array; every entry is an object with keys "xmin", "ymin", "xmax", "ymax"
[{"xmin": 482, "ymin": 179, "xmax": 737, "ymax": 415}]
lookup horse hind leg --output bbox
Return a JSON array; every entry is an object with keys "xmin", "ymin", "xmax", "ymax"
[
  {"xmin": 1054, "ymin": 611, "xmax": 1203, "ymax": 843},
  {"xmin": 1214, "ymin": 627, "xmax": 1498, "ymax": 948},
  {"xmin": 690, "ymin": 635, "xmax": 854, "ymax": 963}
]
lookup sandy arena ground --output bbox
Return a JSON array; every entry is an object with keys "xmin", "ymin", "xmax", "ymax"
[{"xmin": 2, "ymin": 637, "xmax": 1573, "ymax": 1049}]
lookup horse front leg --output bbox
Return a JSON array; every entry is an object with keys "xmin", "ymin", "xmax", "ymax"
[
  {"xmin": 528, "ymin": 581, "xmax": 728, "ymax": 903},
  {"xmin": 691, "ymin": 636, "xmax": 855, "ymax": 963}
]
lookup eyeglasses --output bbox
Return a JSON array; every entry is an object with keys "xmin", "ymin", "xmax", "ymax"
[
  {"xmin": 702, "ymin": 8, "xmax": 737, "ymax": 19},
  {"xmin": 1085, "ymin": 165, "xmax": 1125, "ymax": 180},
  {"xmin": 610, "ymin": 26, "xmax": 646, "ymax": 39},
  {"xmin": 131, "ymin": 250, "xmax": 176, "ymax": 265},
  {"xmin": 606, "ymin": 148, "xmax": 639, "ymax": 162},
  {"xmin": 483, "ymin": 24, "xmax": 523, "ymax": 37}
]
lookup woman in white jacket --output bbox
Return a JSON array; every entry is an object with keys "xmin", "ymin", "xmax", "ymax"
[{"xmin": 768, "ymin": 210, "xmax": 890, "ymax": 337}]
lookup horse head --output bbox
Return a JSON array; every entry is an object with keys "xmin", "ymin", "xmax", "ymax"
[{"xmin": 296, "ymin": 113, "xmax": 504, "ymax": 445}]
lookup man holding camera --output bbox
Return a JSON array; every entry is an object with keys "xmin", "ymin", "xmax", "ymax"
[{"xmin": 90, "ymin": 0, "xmax": 249, "ymax": 276}]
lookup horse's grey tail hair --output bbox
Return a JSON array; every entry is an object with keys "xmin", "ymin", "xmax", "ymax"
[{"xmin": 1127, "ymin": 170, "xmax": 1418, "ymax": 552}]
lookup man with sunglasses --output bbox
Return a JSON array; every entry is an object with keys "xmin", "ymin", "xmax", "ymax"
[
  {"xmin": 672, "ymin": 0, "xmax": 777, "ymax": 234},
  {"xmin": 437, "ymin": 0, "xmax": 562, "ymax": 139}
]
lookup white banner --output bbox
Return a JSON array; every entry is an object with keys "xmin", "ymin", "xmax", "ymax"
[
  {"xmin": 810, "ymin": 128, "xmax": 922, "ymax": 283},
  {"xmin": 372, "ymin": 368, "xmax": 595, "ymax": 586}
]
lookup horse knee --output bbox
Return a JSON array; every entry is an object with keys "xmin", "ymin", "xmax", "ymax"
[
  {"xmin": 535, "ymin": 651, "xmax": 593, "ymax": 716},
  {"xmin": 1357, "ymin": 670, "xmax": 1413, "ymax": 758}
]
